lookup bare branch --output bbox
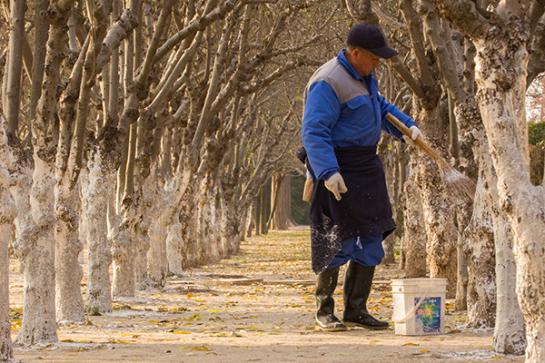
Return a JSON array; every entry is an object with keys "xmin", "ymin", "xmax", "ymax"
[
  {"xmin": 529, "ymin": 0, "xmax": 545, "ymax": 37},
  {"xmin": 399, "ymin": 0, "xmax": 433, "ymax": 86},
  {"xmin": 343, "ymin": 0, "xmax": 379, "ymax": 25},
  {"xmin": 419, "ymin": 0, "xmax": 466, "ymax": 102},
  {"xmin": 372, "ymin": 3, "xmax": 407, "ymax": 32},
  {"xmin": 240, "ymin": 61, "xmax": 297, "ymax": 94},
  {"xmin": 96, "ymin": 9, "xmax": 140, "ymax": 71},
  {"xmin": 430, "ymin": 0, "xmax": 493, "ymax": 39},
  {"xmin": 388, "ymin": 56, "xmax": 426, "ymax": 100},
  {"xmin": 154, "ymin": 0, "xmax": 244, "ymax": 63}
]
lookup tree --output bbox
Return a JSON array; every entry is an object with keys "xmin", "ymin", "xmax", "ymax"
[
  {"xmin": 339, "ymin": 1, "xmax": 527, "ymax": 352},
  {"xmin": 433, "ymin": 1, "xmax": 545, "ymax": 361},
  {"xmin": 270, "ymin": 173, "xmax": 297, "ymax": 230},
  {"xmin": 0, "ymin": 109, "xmax": 17, "ymax": 362}
]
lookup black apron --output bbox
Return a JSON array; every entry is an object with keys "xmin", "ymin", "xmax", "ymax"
[{"xmin": 306, "ymin": 146, "xmax": 396, "ymax": 274}]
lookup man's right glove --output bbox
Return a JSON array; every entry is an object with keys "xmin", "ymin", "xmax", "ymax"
[
  {"xmin": 324, "ymin": 172, "xmax": 348, "ymax": 201},
  {"xmin": 402, "ymin": 126, "xmax": 422, "ymax": 147}
]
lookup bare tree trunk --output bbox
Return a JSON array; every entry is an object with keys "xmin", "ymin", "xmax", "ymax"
[
  {"xmin": 166, "ymin": 220, "xmax": 184, "ymax": 275},
  {"xmin": 0, "ymin": 111, "xmax": 17, "ymax": 361},
  {"xmin": 145, "ymin": 177, "xmax": 168, "ymax": 288},
  {"xmin": 83, "ymin": 151, "xmax": 114, "ymax": 314},
  {"xmin": 54, "ymin": 179, "xmax": 84, "ymax": 323},
  {"xmin": 418, "ymin": 2, "xmax": 525, "ymax": 352},
  {"xmin": 270, "ymin": 173, "xmax": 296, "ymax": 230},
  {"xmin": 194, "ymin": 182, "xmax": 221, "ymax": 265},
  {"xmin": 112, "ymin": 210, "xmax": 137, "ymax": 297},
  {"xmin": 254, "ymin": 197, "xmax": 261, "ymax": 236},
  {"xmin": 454, "ymin": 206, "xmax": 469, "ymax": 311},
  {"xmin": 15, "ymin": 157, "xmax": 58, "ymax": 345},
  {"xmin": 464, "ymin": 177, "xmax": 496, "ymax": 328},
  {"xmin": 5, "ymin": 0, "xmax": 25, "ymax": 139},
  {"xmin": 180, "ymin": 183, "xmax": 198, "ymax": 267},
  {"xmin": 259, "ymin": 183, "xmax": 270, "ymax": 235},
  {"xmin": 379, "ymin": 135, "xmax": 397, "ymax": 264},
  {"xmin": 220, "ymin": 190, "xmax": 247, "ymax": 258},
  {"xmin": 401, "ymin": 172, "xmax": 427, "ymax": 278},
  {"xmin": 134, "ymin": 219, "xmax": 153, "ymax": 291},
  {"xmin": 492, "ymin": 208, "xmax": 526, "ymax": 354},
  {"xmin": 29, "ymin": 0, "xmax": 49, "ymax": 122},
  {"xmin": 112, "ymin": 123, "xmax": 138, "ymax": 298},
  {"xmin": 455, "ymin": 92, "xmax": 526, "ymax": 355},
  {"xmin": 471, "ymin": 35, "xmax": 543, "ymax": 361},
  {"xmin": 53, "ymin": 3, "xmax": 106, "ymax": 322},
  {"xmin": 0, "ymin": 220, "xmax": 13, "ymax": 360},
  {"xmin": 415, "ymin": 110, "xmax": 457, "ymax": 297}
]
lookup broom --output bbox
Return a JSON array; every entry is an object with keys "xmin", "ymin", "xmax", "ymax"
[{"xmin": 386, "ymin": 113, "xmax": 476, "ymax": 203}]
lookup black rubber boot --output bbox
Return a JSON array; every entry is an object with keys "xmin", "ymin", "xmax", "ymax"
[
  {"xmin": 315, "ymin": 267, "xmax": 347, "ymax": 332},
  {"xmin": 342, "ymin": 262, "xmax": 389, "ymax": 330}
]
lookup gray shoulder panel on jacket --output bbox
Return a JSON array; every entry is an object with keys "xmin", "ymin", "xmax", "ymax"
[{"xmin": 306, "ymin": 58, "xmax": 369, "ymax": 105}]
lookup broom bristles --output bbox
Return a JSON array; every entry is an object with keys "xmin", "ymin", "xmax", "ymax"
[{"xmin": 441, "ymin": 166, "xmax": 476, "ymax": 202}]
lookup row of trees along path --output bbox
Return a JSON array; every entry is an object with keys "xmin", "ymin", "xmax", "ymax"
[
  {"xmin": 8, "ymin": 229, "xmax": 524, "ymax": 363},
  {"xmin": 1, "ymin": 1, "xmax": 545, "ymax": 362}
]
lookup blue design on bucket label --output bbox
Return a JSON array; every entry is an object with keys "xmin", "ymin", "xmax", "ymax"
[{"xmin": 414, "ymin": 297, "xmax": 441, "ymax": 334}]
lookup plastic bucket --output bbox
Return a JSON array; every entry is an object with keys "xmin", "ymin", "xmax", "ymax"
[{"xmin": 391, "ymin": 278, "xmax": 447, "ymax": 335}]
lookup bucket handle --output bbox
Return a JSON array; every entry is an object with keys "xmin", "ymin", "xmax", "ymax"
[{"xmin": 393, "ymin": 288, "xmax": 430, "ymax": 324}]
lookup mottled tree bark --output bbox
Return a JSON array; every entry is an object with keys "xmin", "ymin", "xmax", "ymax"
[
  {"xmin": 0, "ymin": 220, "xmax": 13, "ymax": 360},
  {"xmin": 379, "ymin": 135, "xmax": 397, "ymax": 264},
  {"xmin": 420, "ymin": 0, "xmax": 525, "ymax": 351},
  {"xmin": 270, "ymin": 173, "xmax": 297, "ymax": 231},
  {"xmin": 432, "ymin": 1, "xmax": 543, "ymax": 359},
  {"xmin": 83, "ymin": 152, "xmax": 114, "ymax": 314},
  {"xmin": 145, "ymin": 177, "xmax": 168, "ymax": 289},
  {"xmin": 400, "ymin": 169, "xmax": 427, "ymax": 278},
  {"xmin": 464, "ymin": 177, "xmax": 495, "ymax": 328},
  {"xmin": 54, "ymin": 180, "xmax": 84, "ymax": 323},
  {"xmin": 5, "ymin": 0, "xmax": 25, "ymax": 140},
  {"xmin": 0, "ymin": 111, "xmax": 17, "ymax": 361},
  {"xmin": 166, "ymin": 221, "xmax": 184, "ymax": 275},
  {"xmin": 415, "ymin": 109, "xmax": 458, "ymax": 297},
  {"xmin": 15, "ymin": 157, "xmax": 58, "ymax": 345}
]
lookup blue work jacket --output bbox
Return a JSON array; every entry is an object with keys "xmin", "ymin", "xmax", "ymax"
[{"xmin": 302, "ymin": 50, "xmax": 416, "ymax": 180}]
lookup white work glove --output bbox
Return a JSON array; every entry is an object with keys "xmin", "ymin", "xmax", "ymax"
[
  {"xmin": 402, "ymin": 126, "xmax": 422, "ymax": 147},
  {"xmin": 324, "ymin": 172, "xmax": 348, "ymax": 201}
]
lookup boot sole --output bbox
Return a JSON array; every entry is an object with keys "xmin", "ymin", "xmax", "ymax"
[
  {"xmin": 315, "ymin": 325, "xmax": 347, "ymax": 332},
  {"xmin": 343, "ymin": 321, "xmax": 389, "ymax": 330}
]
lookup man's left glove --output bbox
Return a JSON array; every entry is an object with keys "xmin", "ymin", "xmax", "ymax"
[
  {"xmin": 324, "ymin": 172, "xmax": 348, "ymax": 201},
  {"xmin": 402, "ymin": 126, "xmax": 422, "ymax": 147}
]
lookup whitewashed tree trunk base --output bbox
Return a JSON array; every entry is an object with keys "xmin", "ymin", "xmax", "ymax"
[
  {"xmin": 0, "ymin": 117, "xmax": 16, "ymax": 360},
  {"xmin": 55, "ymin": 182, "xmax": 85, "ymax": 323},
  {"xmin": 112, "ymin": 225, "xmax": 136, "ymax": 298},
  {"xmin": 0, "ymin": 224, "xmax": 13, "ymax": 361},
  {"xmin": 166, "ymin": 222, "xmax": 184, "ymax": 275},
  {"xmin": 401, "ymin": 174, "xmax": 427, "ymax": 278},
  {"xmin": 473, "ymin": 32, "xmax": 544, "ymax": 362},
  {"xmin": 83, "ymin": 156, "xmax": 113, "ymax": 314},
  {"xmin": 15, "ymin": 157, "xmax": 58, "ymax": 346},
  {"xmin": 464, "ymin": 177, "xmax": 496, "ymax": 328}
]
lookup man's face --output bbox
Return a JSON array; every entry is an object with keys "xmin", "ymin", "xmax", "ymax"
[{"xmin": 351, "ymin": 48, "xmax": 381, "ymax": 76}]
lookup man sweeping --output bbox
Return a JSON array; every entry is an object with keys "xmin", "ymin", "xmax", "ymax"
[{"xmin": 301, "ymin": 23, "xmax": 421, "ymax": 332}]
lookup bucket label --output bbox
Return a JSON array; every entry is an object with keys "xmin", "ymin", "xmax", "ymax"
[{"xmin": 414, "ymin": 297, "xmax": 442, "ymax": 334}]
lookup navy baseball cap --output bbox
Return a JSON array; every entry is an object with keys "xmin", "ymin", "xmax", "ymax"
[{"xmin": 347, "ymin": 24, "xmax": 398, "ymax": 59}]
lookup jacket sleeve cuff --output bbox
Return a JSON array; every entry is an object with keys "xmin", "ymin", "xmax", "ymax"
[{"xmin": 321, "ymin": 169, "xmax": 339, "ymax": 181}]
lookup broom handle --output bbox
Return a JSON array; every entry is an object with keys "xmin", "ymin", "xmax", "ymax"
[{"xmin": 386, "ymin": 113, "xmax": 446, "ymax": 166}]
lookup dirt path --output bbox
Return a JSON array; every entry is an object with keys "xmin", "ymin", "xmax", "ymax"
[{"xmin": 9, "ymin": 229, "xmax": 525, "ymax": 363}]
